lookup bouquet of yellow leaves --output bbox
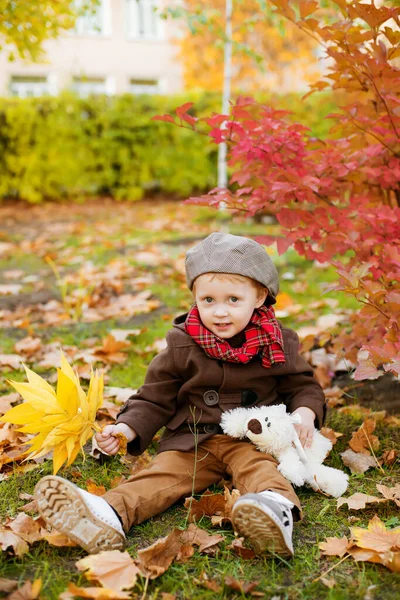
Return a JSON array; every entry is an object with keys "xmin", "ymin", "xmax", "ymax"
[{"xmin": 1, "ymin": 352, "xmax": 104, "ymax": 474}]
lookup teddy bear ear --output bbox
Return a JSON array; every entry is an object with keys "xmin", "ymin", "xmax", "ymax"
[{"xmin": 220, "ymin": 408, "xmax": 248, "ymax": 438}]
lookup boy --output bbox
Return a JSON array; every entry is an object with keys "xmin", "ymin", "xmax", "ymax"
[{"xmin": 34, "ymin": 232, "xmax": 325, "ymax": 556}]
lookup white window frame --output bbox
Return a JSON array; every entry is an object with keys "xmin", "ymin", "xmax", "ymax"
[
  {"xmin": 9, "ymin": 75, "xmax": 50, "ymax": 98},
  {"xmin": 129, "ymin": 78, "xmax": 160, "ymax": 94},
  {"xmin": 125, "ymin": 0, "xmax": 164, "ymax": 41},
  {"xmin": 72, "ymin": 76, "xmax": 108, "ymax": 97},
  {"xmin": 74, "ymin": 0, "xmax": 112, "ymax": 37}
]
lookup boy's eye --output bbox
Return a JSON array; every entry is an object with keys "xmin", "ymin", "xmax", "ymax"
[
  {"xmin": 230, "ymin": 297, "xmax": 238, "ymax": 303},
  {"xmin": 205, "ymin": 297, "xmax": 213, "ymax": 304}
]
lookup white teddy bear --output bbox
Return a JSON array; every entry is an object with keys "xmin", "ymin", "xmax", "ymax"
[{"xmin": 220, "ymin": 404, "xmax": 348, "ymax": 498}]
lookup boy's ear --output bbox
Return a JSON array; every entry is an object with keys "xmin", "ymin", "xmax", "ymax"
[{"xmin": 255, "ymin": 287, "xmax": 268, "ymax": 308}]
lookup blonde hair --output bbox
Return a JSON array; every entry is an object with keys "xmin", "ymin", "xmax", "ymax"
[{"xmin": 192, "ymin": 272, "xmax": 267, "ymax": 298}]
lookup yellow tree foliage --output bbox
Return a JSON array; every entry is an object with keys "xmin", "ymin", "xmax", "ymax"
[
  {"xmin": 1, "ymin": 352, "xmax": 104, "ymax": 474},
  {"xmin": 174, "ymin": 0, "xmax": 323, "ymax": 92}
]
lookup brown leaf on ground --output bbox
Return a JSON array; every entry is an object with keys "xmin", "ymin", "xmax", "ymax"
[
  {"xmin": 384, "ymin": 415, "xmax": 400, "ymax": 427},
  {"xmin": 14, "ymin": 337, "xmax": 42, "ymax": 357},
  {"xmin": 313, "ymin": 364, "xmax": 332, "ymax": 389},
  {"xmin": 0, "ymin": 393, "xmax": 20, "ymax": 415},
  {"xmin": 0, "ymin": 529, "xmax": 29, "ymax": 556},
  {"xmin": 76, "ymin": 550, "xmax": 140, "ymax": 591},
  {"xmin": 324, "ymin": 385, "xmax": 344, "ymax": 408},
  {"xmin": 376, "ymin": 483, "xmax": 400, "ymax": 508},
  {"xmin": 160, "ymin": 594, "xmax": 177, "ymax": 600},
  {"xmin": 137, "ymin": 529, "xmax": 183, "ymax": 578},
  {"xmin": 349, "ymin": 419, "xmax": 379, "ymax": 455},
  {"xmin": 6, "ymin": 578, "xmax": 41, "ymax": 600},
  {"xmin": 337, "ymin": 493, "xmax": 387, "ymax": 511},
  {"xmin": 184, "ymin": 486, "xmax": 240, "ymax": 526},
  {"xmin": 93, "ymin": 335, "xmax": 130, "ymax": 364},
  {"xmin": 0, "ymin": 578, "xmax": 18, "ymax": 593},
  {"xmin": 320, "ymin": 427, "xmax": 343, "ymax": 445},
  {"xmin": 351, "ymin": 515, "xmax": 400, "ymax": 554},
  {"xmin": 348, "ymin": 547, "xmax": 400, "ymax": 573},
  {"xmin": 380, "ymin": 449, "xmax": 398, "ymax": 466},
  {"xmin": 43, "ymin": 530, "xmax": 78, "ymax": 547},
  {"xmin": 340, "ymin": 449, "xmax": 377, "ymax": 474},
  {"xmin": 224, "ymin": 576, "xmax": 261, "ymax": 595},
  {"xmin": 320, "ymin": 576, "xmax": 337, "ymax": 588},
  {"xmin": 7, "ymin": 513, "xmax": 43, "ymax": 544},
  {"xmin": 195, "ymin": 572, "xmax": 222, "ymax": 592},
  {"xmin": 319, "ymin": 536, "xmax": 349, "ymax": 557},
  {"xmin": 65, "ymin": 583, "xmax": 131, "ymax": 599},
  {"xmin": 338, "ymin": 404, "xmax": 371, "ymax": 419},
  {"xmin": 86, "ymin": 480, "xmax": 106, "ymax": 496},
  {"xmin": 180, "ymin": 523, "xmax": 224, "ymax": 554},
  {"xmin": 227, "ymin": 537, "xmax": 256, "ymax": 559}
]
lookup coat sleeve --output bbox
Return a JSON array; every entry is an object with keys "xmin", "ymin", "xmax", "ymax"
[
  {"xmin": 115, "ymin": 330, "xmax": 183, "ymax": 455},
  {"xmin": 276, "ymin": 329, "xmax": 326, "ymax": 428}
]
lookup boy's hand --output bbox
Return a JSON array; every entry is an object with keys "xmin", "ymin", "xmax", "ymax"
[
  {"xmin": 292, "ymin": 407, "xmax": 316, "ymax": 448},
  {"xmin": 95, "ymin": 423, "xmax": 137, "ymax": 456}
]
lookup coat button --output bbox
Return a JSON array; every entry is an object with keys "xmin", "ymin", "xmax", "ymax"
[{"xmin": 203, "ymin": 390, "xmax": 219, "ymax": 406}]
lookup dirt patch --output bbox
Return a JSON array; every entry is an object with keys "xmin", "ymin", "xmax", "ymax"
[{"xmin": 334, "ymin": 373, "xmax": 400, "ymax": 413}]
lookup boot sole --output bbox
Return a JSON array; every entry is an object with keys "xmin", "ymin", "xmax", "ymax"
[
  {"xmin": 232, "ymin": 499, "xmax": 293, "ymax": 556},
  {"xmin": 34, "ymin": 475, "xmax": 125, "ymax": 554}
]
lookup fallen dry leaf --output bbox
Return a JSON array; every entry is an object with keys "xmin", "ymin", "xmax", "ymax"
[
  {"xmin": 0, "ymin": 578, "xmax": 18, "ymax": 593},
  {"xmin": 224, "ymin": 576, "xmax": 261, "ymax": 595},
  {"xmin": 380, "ymin": 449, "xmax": 398, "ymax": 466},
  {"xmin": 349, "ymin": 419, "xmax": 379, "ymax": 455},
  {"xmin": 86, "ymin": 480, "xmax": 106, "ymax": 497},
  {"xmin": 7, "ymin": 513, "xmax": 43, "ymax": 544},
  {"xmin": 348, "ymin": 546, "xmax": 400, "ymax": 573},
  {"xmin": 14, "ymin": 337, "xmax": 42, "ymax": 357},
  {"xmin": 76, "ymin": 550, "xmax": 141, "ymax": 591},
  {"xmin": 320, "ymin": 427, "xmax": 343, "ymax": 445},
  {"xmin": 65, "ymin": 583, "xmax": 131, "ymax": 599},
  {"xmin": 184, "ymin": 486, "xmax": 240, "ymax": 526},
  {"xmin": 92, "ymin": 335, "xmax": 130, "ymax": 364},
  {"xmin": 0, "ymin": 528, "xmax": 29, "ymax": 557},
  {"xmin": 137, "ymin": 529, "xmax": 182, "ymax": 578},
  {"xmin": 351, "ymin": 515, "xmax": 400, "ymax": 554},
  {"xmin": 320, "ymin": 576, "xmax": 337, "ymax": 588},
  {"xmin": 6, "ymin": 578, "xmax": 41, "ymax": 600},
  {"xmin": 319, "ymin": 536, "xmax": 349, "ymax": 558},
  {"xmin": 43, "ymin": 530, "xmax": 77, "ymax": 547},
  {"xmin": 180, "ymin": 523, "xmax": 224, "ymax": 554},
  {"xmin": 340, "ymin": 449, "xmax": 377, "ymax": 474},
  {"xmin": 227, "ymin": 537, "xmax": 256, "ymax": 559},
  {"xmin": 376, "ymin": 483, "xmax": 400, "ymax": 507},
  {"xmin": 337, "ymin": 493, "xmax": 387, "ymax": 511},
  {"xmin": 195, "ymin": 572, "xmax": 222, "ymax": 592}
]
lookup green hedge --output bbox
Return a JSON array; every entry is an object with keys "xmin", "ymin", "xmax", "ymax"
[{"xmin": 0, "ymin": 91, "xmax": 336, "ymax": 203}]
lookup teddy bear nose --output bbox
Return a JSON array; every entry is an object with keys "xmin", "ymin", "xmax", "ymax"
[{"xmin": 247, "ymin": 418, "xmax": 262, "ymax": 434}]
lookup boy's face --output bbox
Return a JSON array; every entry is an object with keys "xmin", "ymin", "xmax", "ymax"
[{"xmin": 194, "ymin": 274, "xmax": 267, "ymax": 339}]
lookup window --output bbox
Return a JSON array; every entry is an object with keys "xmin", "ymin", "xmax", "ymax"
[
  {"xmin": 10, "ymin": 76, "xmax": 49, "ymax": 98},
  {"xmin": 74, "ymin": 0, "xmax": 111, "ymax": 36},
  {"xmin": 72, "ymin": 76, "xmax": 107, "ymax": 97},
  {"xmin": 129, "ymin": 78, "xmax": 159, "ymax": 94},
  {"xmin": 126, "ymin": 0, "xmax": 163, "ymax": 40}
]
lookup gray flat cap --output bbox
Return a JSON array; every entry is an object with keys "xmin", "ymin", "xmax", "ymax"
[{"xmin": 185, "ymin": 232, "xmax": 279, "ymax": 305}]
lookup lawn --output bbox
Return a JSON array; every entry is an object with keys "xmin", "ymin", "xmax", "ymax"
[{"xmin": 0, "ymin": 199, "xmax": 399, "ymax": 599}]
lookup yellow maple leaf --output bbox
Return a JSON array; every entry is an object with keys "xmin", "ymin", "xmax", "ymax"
[{"xmin": 0, "ymin": 351, "xmax": 103, "ymax": 474}]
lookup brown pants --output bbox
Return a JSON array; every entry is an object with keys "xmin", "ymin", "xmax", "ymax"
[{"xmin": 104, "ymin": 435, "xmax": 301, "ymax": 532}]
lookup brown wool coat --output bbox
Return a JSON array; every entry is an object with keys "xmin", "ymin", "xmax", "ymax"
[{"xmin": 116, "ymin": 314, "xmax": 326, "ymax": 455}]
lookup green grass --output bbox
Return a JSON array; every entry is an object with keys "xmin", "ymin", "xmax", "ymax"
[{"xmin": 0, "ymin": 200, "xmax": 399, "ymax": 599}]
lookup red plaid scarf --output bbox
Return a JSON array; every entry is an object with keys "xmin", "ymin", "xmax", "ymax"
[{"xmin": 184, "ymin": 304, "xmax": 285, "ymax": 368}]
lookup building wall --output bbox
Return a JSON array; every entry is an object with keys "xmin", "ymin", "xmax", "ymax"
[{"xmin": 0, "ymin": 0, "xmax": 183, "ymax": 97}]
